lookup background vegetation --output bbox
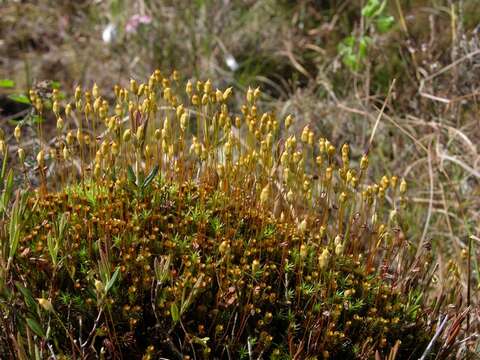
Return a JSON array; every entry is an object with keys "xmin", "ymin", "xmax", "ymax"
[{"xmin": 0, "ymin": 0, "xmax": 479, "ymax": 358}]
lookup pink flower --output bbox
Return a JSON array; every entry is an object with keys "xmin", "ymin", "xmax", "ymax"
[{"xmin": 125, "ymin": 14, "xmax": 152, "ymax": 33}]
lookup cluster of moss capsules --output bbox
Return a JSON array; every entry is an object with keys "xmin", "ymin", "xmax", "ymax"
[{"xmin": 0, "ymin": 70, "xmax": 447, "ymax": 359}]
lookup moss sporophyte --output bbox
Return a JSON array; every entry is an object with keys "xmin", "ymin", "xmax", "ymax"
[{"xmin": 0, "ymin": 70, "xmax": 453, "ymax": 359}]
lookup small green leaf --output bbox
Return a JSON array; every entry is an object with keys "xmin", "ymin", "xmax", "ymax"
[
  {"xmin": 171, "ymin": 302, "xmax": 180, "ymax": 323},
  {"xmin": 343, "ymin": 53, "xmax": 360, "ymax": 71},
  {"xmin": 0, "ymin": 79, "xmax": 15, "ymax": 88},
  {"xmin": 29, "ymin": 115, "xmax": 44, "ymax": 124},
  {"xmin": 127, "ymin": 166, "xmax": 136, "ymax": 186},
  {"xmin": 5, "ymin": 169, "xmax": 14, "ymax": 198},
  {"xmin": 376, "ymin": 15, "xmax": 395, "ymax": 33},
  {"xmin": 0, "ymin": 149, "xmax": 8, "ymax": 185},
  {"xmin": 105, "ymin": 267, "xmax": 120, "ymax": 294},
  {"xmin": 15, "ymin": 282, "xmax": 36, "ymax": 311},
  {"xmin": 361, "ymin": 0, "xmax": 380, "ymax": 18},
  {"xmin": 0, "ymin": 169, "xmax": 14, "ymax": 212},
  {"xmin": 142, "ymin": 165, "xmax": 159, "ymax": 189},
  {"xmin": 342, "ymin": 36, "xmax": 356, "ymax": 48},
  {"xmin": 26, "ymin": 318, "xmax": 46, "ymax": 338},
  {"xmin": 50, "ymin": 81, "xmax": 61, "ymax": 89},
  {"xmin": 137, "ymin": 169, "xmax": 145, "ymax": 188},
  {"xmin": 46, "ymin": 233, "xmax": 58, "ymax": 266},
  {"xmin": 358, "ymin": 37, "xmax": 370, "ymax": 59},
  {"xmin": 7, "ymin": 94, "xmax": 31, "ymax": 105},
  {"xmin": 8, "ymin": 193, "xmax": 25, "ymax": 266}
]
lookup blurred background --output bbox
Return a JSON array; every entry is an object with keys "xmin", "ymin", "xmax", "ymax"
[{"xmin": 0, "ymin": 0, "xmax": 479, "ymax": 295}]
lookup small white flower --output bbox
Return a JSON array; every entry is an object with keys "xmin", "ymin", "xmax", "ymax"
[
  {"xmin": 225, "ymin": 54, "xmax": 239, "ymax": 71},
  {"xmin": 102, "ymin": 23, "xmax": 117, "ymax": 43}
]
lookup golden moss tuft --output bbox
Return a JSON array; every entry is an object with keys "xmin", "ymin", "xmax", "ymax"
[{"xmin": 0, "ymin": 70, "xmax": 449, "ymax": 358}]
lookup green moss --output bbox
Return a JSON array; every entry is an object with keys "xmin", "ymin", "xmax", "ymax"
[{"xmin": 3, "ymin": 178, "xmax": 433, "ymax": 358}]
